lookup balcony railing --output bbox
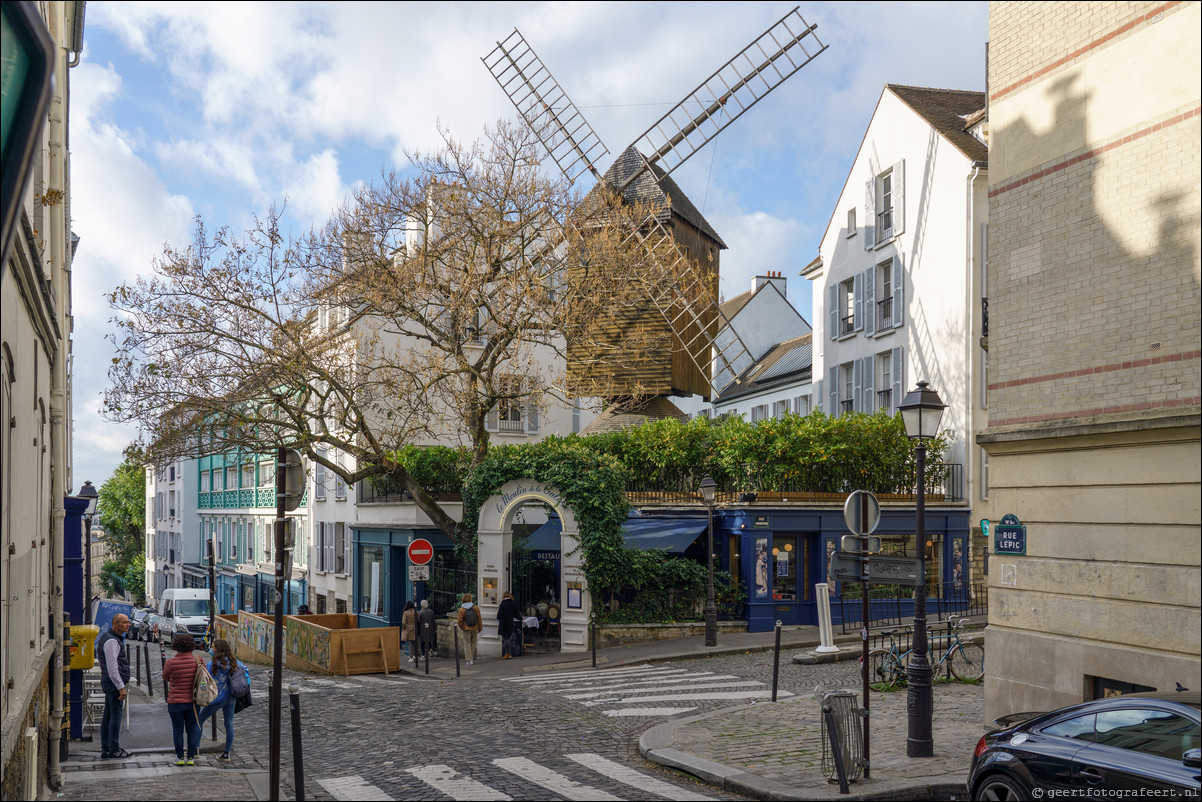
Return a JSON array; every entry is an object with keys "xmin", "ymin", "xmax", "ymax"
[
  {"xmin": 877, "ymin": 297, "xmax": 893, "ymax": 329},
  {"xmin": 840, "ymin": 314, "xmax": 855, "ymax": 336},
  {"xmin": 877, "ymin": 389, "xmax": 893, "ymax": 412}
]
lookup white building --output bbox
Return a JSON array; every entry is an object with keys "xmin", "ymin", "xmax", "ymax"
[
  {"xmin": 804, "ymin": 84, "xmax": 990, "ymax": 508},
  {"xmin": 144, "ymin": 458, "xmax": 200, "ymax": 604}
]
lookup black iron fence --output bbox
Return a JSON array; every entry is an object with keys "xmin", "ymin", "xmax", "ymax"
[
  {"xmin": 626, "ymin": 462, "xmax": 964, "ymax": 505},
  {"xmin": 427, "ymin": 557, "xmax": 476, "ymax": 617},
  {"xmin": 838, "ymin": 581, "xmax": 987, "ymax": 634}
]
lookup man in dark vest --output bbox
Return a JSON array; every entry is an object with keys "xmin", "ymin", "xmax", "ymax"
[{"xmin": 96, "ymin": 613, "xmax": 132, "ymax": 759}]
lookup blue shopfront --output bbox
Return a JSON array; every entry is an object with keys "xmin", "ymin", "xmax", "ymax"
[
  {"xmin": 351, "ymin": 525, "xmax": 452, "ymax": 628},
  {"xmin": 713, "ymin": 506, "xmax": 972, "ymax": 632},
  {"xmin": 214, "ymin": 571, "xmax": 306, "ymax": 615}
]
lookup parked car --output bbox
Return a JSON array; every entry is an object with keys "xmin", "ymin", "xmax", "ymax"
[
  {"xmin": 129, "ymin": 607, "xmax": 153, "ymax": 640},
  {"xmin": 969, "ymin": 690, "xmax": 1201, "ymax": 800}
]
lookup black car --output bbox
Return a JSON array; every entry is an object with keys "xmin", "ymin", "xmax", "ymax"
[
  {"xmin": 129, "ymin": 607, "xmax": 153, "ymax": 640},
  {"xmin": 970, "ymin": 690, "xmax": 1201, "ymax": 800}
]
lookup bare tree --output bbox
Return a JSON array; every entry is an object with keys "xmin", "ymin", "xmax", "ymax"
[{"xmin": 105, "ymin": 120, "xmax": 697, "ymax": 544}]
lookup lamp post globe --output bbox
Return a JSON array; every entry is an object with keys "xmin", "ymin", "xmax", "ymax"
[
  {"xmin": 699, "ymin": 476, "xmax": 718, "ymax": 647},
  {"xmin": 897, "ymin": 381, "xmax": 945, "ymax": 758}
]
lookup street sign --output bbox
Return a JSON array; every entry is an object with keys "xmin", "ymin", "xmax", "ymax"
[
  {"xmin": 407, "ymin": 538, "xmax": 434, "ymax": 566},
  {"xmin": 829, "ymin": 552, "xmax": 924, "ymax": 586},
  {"xmin": 841, "ymin": 534, "xmax": 882, "ymax": 553},
  {"xmin": 843, "ymin": 490, "xmax": 880, "ymax": 536},
  {"xmin": 408, "ymin": 564, "xmax": 430, "ymax": 581},
  {"xmin": 993, "ymin": 513, "xmax": 1026, "ymax": 555}
]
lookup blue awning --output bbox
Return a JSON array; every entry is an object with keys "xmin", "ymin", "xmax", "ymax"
[{"xmin": 520, "ymin": 516, "xmax": 706, "ymax": 555}]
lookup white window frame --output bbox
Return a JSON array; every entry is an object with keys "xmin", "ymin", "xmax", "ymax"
[
  {"xmin": 750, "ymin": 404, "xmax": 769, "ymax": 422},
  {"xmin": 846, "ymin": 207, "xmax": 856, "ymax": 237}
]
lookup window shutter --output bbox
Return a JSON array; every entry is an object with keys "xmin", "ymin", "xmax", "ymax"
[
  {"xmin": 526, "ymin": 387, "xmax": 539, "ymax": 434},
  {"xmin": 891, "ymin": 346, "xmax": 904, "ymax": 414},
  {"xmin": 892, "ymin": 159, "xmax": 905, "ymax": 237},
  {"xmin": 892, "ymin": 255, "xmax": 904, "ymax": 328},
  {"xmin": 828, "ymin": 285, "xmax": 838, "ymax": 340},
  {"xmin": 485, "ymin": 404, "xmax": 498, "ymax": 432},
  {"xmin": 864, "ymin": 268, "xmax": 876, "ymax": 337},
  {"xmin": 343, "ymin": 524, "xmax": 352, "ymax": 576},
  {"xmin": 863, "ymin": 354, "xmax": 876, "ymax": 412},
  {"xmin": 853, "ymin": 271, "xmax": 864, "ymax": 332},
  {"xmin": 864, "ymin": 179, "xmax": 876, "ymax": 249},
  {"xmin": 572, "ymin": 399, "xmax": 581, "ymax": 434},
  {"xmin": 814, "ymin": 379, "xmax": 823, "ymax": 412},
  {"xmin": 315, "ymin": 450, "xmax": 327, "ymax": 499},
  {"xmin": 828, "ymin": 366, "xmax": 838, "ymax": 413},
  {"xmin": 853, "ymin": 358, "xmax": 864, "ymax": 411}
]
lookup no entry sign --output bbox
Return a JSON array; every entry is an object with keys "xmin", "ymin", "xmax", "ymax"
[{"xmin": 407, "ymin": 538, "xmax": 434, "ymax": 566}]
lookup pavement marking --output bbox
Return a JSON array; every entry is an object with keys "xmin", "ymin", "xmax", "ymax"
[
  {"xmin": 563, "ymin": 679, "xmax": 760, "ymax": 699},
  {"xmin": 492, "ymin": 756, "xmax": 624, "ymax": 801},
  {"xmin": 317, "ymin": 775, "xmax": 394, "ymax": 800},
  {"xmin": 584, "ymin": 689, "xmax": 792, "ymax": 706},
  {"xmin": 600, "ymin": 707, "xmax": 698, "ymax": 717},
  {"xmin": 407, "ymin": 764, "xmax": 513, "ymax": 800},
  {"xmin": 355, "ymin": 675, "xmax": 418, "ymax": 685},
  {"xmin": 565, "ymin": 753, "xmax": 716, "ymax": 800},
  {"xmin": 503, "ymin": 667, "xmax": 690, "ymax": 685},
  {"xmin": 502, "ymin": 664, "xmax": 690, "ymax": 681}
]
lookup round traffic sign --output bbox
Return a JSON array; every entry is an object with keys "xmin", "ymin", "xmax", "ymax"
[
  {"xmin": 843, "ymin": 490, "xmax": 881, "ymax": 536},
  {"xmin": 407, "ymin": 538, "xmax": 434, "ymax": 566}
]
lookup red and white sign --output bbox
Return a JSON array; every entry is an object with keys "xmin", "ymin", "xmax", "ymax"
[{"xmin": 407, "ymin": 538, "xmax": 434, "ymax": 566}]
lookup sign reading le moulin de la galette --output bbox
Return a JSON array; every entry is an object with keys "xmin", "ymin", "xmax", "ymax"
[{"xmin": 993, "ymin": 514, "xmax": 1027, "ymax": 556}]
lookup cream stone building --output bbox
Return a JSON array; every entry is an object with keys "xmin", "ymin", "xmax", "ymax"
[{"xmin": 979, "ymin": 1, "xmax": 1201, "ymax": 721}]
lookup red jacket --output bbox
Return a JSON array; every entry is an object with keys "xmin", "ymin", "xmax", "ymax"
[{"xmin": 162, "ymin": 652, "xmax": 203, "ymax": 704}]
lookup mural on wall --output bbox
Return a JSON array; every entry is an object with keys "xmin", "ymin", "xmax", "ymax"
[
  {"xmin": 286, "ymin": 618, "xmax": 331, "ymax": 669},
  {"xmin": 239, "ymin": 612, "xmax": 274, "ymax": 656}
]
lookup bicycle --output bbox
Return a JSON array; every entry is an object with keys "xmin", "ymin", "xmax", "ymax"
[
  {"xmin": 865, "ymin": 618, "xmax": 985, "ymax": 690},
  {"xmin": 938, "ymin": 616, "xmax": 985, "ymax": 681},
  {"xmin": 865, "ymin": 629, "xmax": 909, "ymax": 690}
]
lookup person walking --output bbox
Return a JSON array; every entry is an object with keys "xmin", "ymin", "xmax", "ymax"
[
  {"xmin": 161, "ymin": 633, "xmax": 204, "ymax": 766},
  {"xmin": 417, "ymin": 599, "xmax": 436, "ymax": 659},
  {"xmin": 401, "ymin": 601, "xmax": 418, "ymax": 663},
  {"xmin": 496, "ymin": 592, "xmax": 520, "ymax": 660},
  {"xmin": 457, "ymin": 593, "xmax": 483, "ymax": 664},
  {"xmin": 196, "ymin": 639, "xmax": 246, "ymax": 761},
  {"xmin": 96, "ymin": 613, "xmax": 132, "ymax": 760}
]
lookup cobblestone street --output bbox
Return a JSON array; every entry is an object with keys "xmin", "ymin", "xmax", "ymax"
[{"xmin": 49, "ymin": 647, "xmax": 932, "ymax": 801}]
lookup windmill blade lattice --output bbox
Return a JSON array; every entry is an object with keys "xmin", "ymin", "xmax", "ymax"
[
  {"xmin": 482, "ymin": 30, "xmax": 610, "ymax": 185},
  {"xmin": 618, "ymin": 6, "xmax": 827, "ymax": 192}
]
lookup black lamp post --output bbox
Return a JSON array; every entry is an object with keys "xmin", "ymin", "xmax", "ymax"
[
  {"xmin": 898, "ymin": 380, "xmax": 946, "ymax": 758},
  {"xmin": 699, "ymin": 475, "xmax": 717, "ymax": 647},
  {"xmin": 77, "ymin": 481, "xmax": 99, "ymax": 623}
]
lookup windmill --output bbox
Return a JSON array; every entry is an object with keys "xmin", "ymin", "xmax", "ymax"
[{"xmin": 483, "ymin": 7, "xmax": 827, "ymax": 413}]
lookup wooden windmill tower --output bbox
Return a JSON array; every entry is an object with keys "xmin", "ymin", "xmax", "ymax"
[{"xmin": 483, "ymin": 7, "xmax": 827, "ymax": 411}]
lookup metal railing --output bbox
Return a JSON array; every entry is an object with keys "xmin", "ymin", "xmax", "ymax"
[
  {"xmin": 839, "ymin": 581, "xmax": 987, "ymax": 634},
  {"xmin": 877, "ymin": 297, "xmax": 893, "ymax": 329}
]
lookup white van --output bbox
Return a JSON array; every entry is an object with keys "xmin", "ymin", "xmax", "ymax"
[{"xmin": 157, "ymin": 589, "xmax": 211, "ymax": 644}]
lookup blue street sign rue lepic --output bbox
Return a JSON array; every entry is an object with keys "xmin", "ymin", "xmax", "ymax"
[{"xmin": 993, "ymin": 513, "xmax": 1026, "ymax": 555}]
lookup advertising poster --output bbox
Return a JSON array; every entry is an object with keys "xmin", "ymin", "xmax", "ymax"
[{"xmin": 754, "ymin": 538, "xmax": 769, "ymax": 598}]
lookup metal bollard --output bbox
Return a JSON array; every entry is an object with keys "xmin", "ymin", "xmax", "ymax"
[
  {"xmin": 289, "ymin": 683, "xmax": 305, "ymax": 802},
  {"xmin": 135, "ymin": 642, "xmax": 142, "ymax": 686},
  {"xmin": 454, "ymin": 626, "xmax": 460, "ymax": 678},
  {"xmin": 144, "ymin": 642, "xmax": 154, "ymax": 697},
  {"xmin": 591, "ymin": 613, "xmax": 596, "ymax": 669},
  {"xmin": 771, "ymin": 620, "xmax": 782, "ymax": 702}
]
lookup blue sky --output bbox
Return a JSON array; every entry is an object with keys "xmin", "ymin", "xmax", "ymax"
[{"xmin": 69, "ymin": 0, "xmax": 987, "ymax": 490}]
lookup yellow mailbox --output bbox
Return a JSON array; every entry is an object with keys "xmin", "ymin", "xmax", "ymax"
[{"xmin": 69, "ymin": 625, "xmax": 99, "ymax": 670}]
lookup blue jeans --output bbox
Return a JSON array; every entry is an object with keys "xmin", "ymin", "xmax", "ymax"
[
  {"xmin": 197, "ymin": 696, "xmax": 237, "ymax": 752},
  {"xmin": 101, "ymin": 687, "xmax": 124, "ymax": 756},
  {"xmin": 167, "ymin": 703, "xmax": 201, "ymax": 759}
]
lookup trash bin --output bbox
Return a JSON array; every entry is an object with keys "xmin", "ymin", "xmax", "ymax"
[{"xmin": 820, "ymin": 690, "xmax": 865, "ymax": 783}]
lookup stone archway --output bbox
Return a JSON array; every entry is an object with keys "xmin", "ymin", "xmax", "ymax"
[{"xmin": 476, "ymin": 479, "xmax": 590, "ymax": 655}]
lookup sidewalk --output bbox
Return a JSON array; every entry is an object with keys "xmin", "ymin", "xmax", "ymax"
[{"xmin": 403, "ymin": 625, "xmax": 984, "ymax": 800}]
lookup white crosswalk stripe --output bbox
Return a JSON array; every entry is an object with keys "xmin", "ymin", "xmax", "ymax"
[
  {"xmin": 317, "ymin": 775, "xmax": 394, "ymax": 800},
  {"xmin": 406, "ymin": 764, "xmax": 513, "ymax": 800},
  {"xmin": 492, "ymin": 757, "xmax": 625, "ymax": 800},
  {"xmin": 504, "ymin": 661, "xmax": 792, "ymax": 717},
  {"xmin": 565, "ymin": 753, "xmax": 716, "ymax": 800}
]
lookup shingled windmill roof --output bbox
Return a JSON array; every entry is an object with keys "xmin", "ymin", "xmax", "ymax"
[
  {"xmin": 579, "ymin": 395, "xmax": 688, "ymax": 435},
  {"xmin": 597, "ymin": 145, "xmax": 728, "ymax": 249}
]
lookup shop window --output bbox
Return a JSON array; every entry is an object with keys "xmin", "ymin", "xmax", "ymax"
[
  {"xmin": 772, "ymin": 536, "xmax": 798, "ymax": 601},
  {"xmin": 359, "ymin": 544, "xmax": 385, "ymax": 616}
]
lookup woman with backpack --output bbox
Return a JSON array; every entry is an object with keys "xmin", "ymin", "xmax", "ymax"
[
  {"xmin": 456, "ymin": 593, "xmax": 483, "ymax": 664},
  {"xmin": 196, "ymin": 638, "xmax": 249, "ymax": 761},
  {"xmin": 160, "ymin": 633, "xmax": 205, "ymax": 766}
]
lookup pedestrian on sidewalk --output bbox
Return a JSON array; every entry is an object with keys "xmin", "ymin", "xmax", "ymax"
[
  {"xmin": 496, "ymin": 591, "xmax": 520, "ymax": 660},
  {"xmin": 161, "ymin": 633, "xmax": 204, "ymax": 766},
  {"xmin": 417, "ymin": 599, "xmax": 436, "ymax": 659},
  {"xmin": 196, "ymin": 639, "xmax": 247, "ymax": 761},
  {"xmin": 457, "ymin": 593, "xmax": 483, "ymax": 664},
  {"xmin": 96, "ymin": 613, "xmax": 132, "ymax": 760},
  {"xmin": 401, "ymin": 601, "xmax": 418, "ymax": 662}
]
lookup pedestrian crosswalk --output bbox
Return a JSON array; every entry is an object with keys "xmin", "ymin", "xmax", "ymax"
[
  {"xmin": 318, "ymin": 752, "xmax": 715, "ymax": 801},
  {"xmin": 499, "ymin": 662, "xmax": 792, "ymax": 717}
]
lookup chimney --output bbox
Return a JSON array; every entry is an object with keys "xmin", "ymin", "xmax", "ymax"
[{"xmin": 751, "ymin": 270, "xmax": 787, "ymax": 295}]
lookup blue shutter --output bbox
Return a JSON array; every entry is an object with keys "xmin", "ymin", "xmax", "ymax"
[
  {"xmin": 814, "ymin": 380, "xmax": 824, "ymax": 413},
  {"xmin": 892, "ymin": 255, "xmax": 904, "ymax": 328},
  {"xmin": 864, "ymin": 179, "xmax": 876, "ymax": 249},
  {"xmin": 828, "ymin": 366, "xmax": 839, "ymax": 414},
  {"xmin": 853, "ymin": 358, "xmax": 863, "ymax": 412},
  {"xmin": 864, "ymin": 267, "xmax": 876, "ymax": 337},
  {"xmin": 892, "ymin": 159, "xmax": 905, "ymax": 237},
  {"xmin": 891, "ymin": 346, "xmax": 904, "ymax": 414},
  {"xmin": 863, "ymin": 354, "xmax": 876, "ymax": 412}
]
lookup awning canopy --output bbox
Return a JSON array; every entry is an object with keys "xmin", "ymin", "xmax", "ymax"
[{"xmin": 520, "ymin": 515, "xmax": 707, "ymax": 555}]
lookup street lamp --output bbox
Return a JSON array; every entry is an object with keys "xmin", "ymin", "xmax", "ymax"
[
  {"xmin": 699, "ymin": 475, "xmax": 718, "ymax": 647},
  {"xmin": 77, "ymin": 481, "xmax": 99, "ymax": 623},
  {"xmin": 898, "ymin": 380, "xmax": 946, "ymax": 759}
]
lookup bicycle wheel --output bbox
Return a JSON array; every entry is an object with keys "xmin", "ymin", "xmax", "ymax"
[
  {"xmin": 949, "ymin": 641, "xmax": 985, "ymax": 681},
  {"xmin": 867, "ymin": 649, "xmax": 905, "ymax": 690}
]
